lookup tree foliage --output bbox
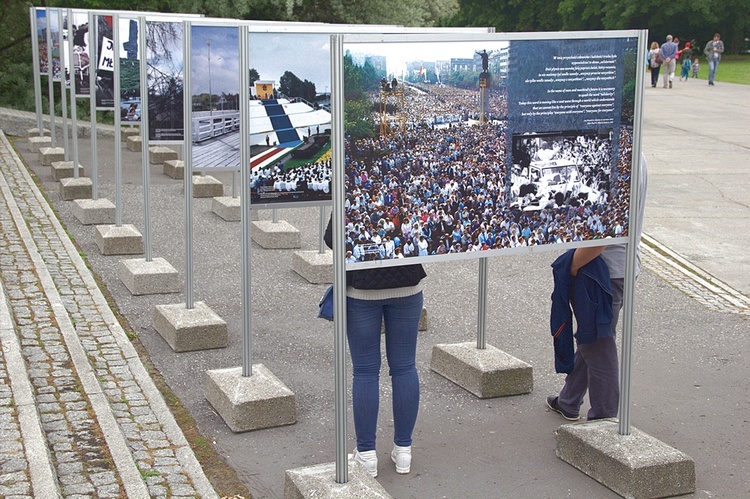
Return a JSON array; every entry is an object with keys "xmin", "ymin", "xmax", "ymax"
[{"xmin": 278, "ymin": 70, "xmax": 316, "ymax": 102}]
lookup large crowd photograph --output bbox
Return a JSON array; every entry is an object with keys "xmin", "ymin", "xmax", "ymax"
[{"xmin": 341, "ymin": 36, "xmax": 637, "ymax": 268}]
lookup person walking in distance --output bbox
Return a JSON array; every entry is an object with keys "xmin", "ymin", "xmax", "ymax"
[
  {"xmin": 660, "ymin": 35, "xmax": 678, "ymax": 88},
  {"xmin": 648, "ymin": 42, "xmax": 662, "ymax": 87},
  {"xmin": 704, "ymin": 33, "xmax": 725, "ymax": 86}
]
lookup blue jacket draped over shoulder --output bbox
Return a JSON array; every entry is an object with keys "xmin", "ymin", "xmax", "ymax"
[{"xmin": 550, "ymin": 249, "xmax": 614, "ymax": 374}]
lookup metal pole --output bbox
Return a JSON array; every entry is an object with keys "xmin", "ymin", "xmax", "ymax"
[
  {"xmin": 477, "ymin": 257, "xmax": 488, "ymax": 349},
  {"xmin": 239, "ymin": 26, "xmax": 253, "ymax": 377},
  {"xmin": 89, "ymin": 12, "xmax": 98, "ymax": 200},
  {"xmin": 331, "ymin": 34, "xmax": 348, "ymax": 484},
  {"xmin": 30, "ymin": 8, "xmax": 44, "ymax": 135},
  {"xmin": 232, "ymin": 171, "xmax": 237, "ymax": 198},
  {"xmin": 46, "ymin": 8, "xmax": 56, "ymax": 147},
  {"xmin": 319, "ymin": 205, "xmax": 327, "ymax": 254},
  {"xmin": 206, "ymin": 38, "xmax": 212, "ymax": 119},
  {"xmin": 618, "ymin": 30, "xmax": 649, "ymax": 436},
  {"xmin": 113, "ymin": 13, "xmax": 123, "ymax": 227},
  {"xmin": 183, "ymin": 21, "xmax": 194, "ymax": 310},
  {"xmin": 67, "ymin": 9, "xmax": 79, "ymax": 176},
  {"xmin": 58, "ymin": 8, "xmax": 70, "ymax": 161},
  {"xmin": 139, "ymin": 17, "xmax": 153, "ymax": 262},
  {"xmin": 272, "ymin": 208, "xmax": 279, "ymax": 223}
]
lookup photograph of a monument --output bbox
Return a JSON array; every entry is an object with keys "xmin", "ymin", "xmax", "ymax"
[
  {"xmin": 341, "ymin": 36, "xmax": 636, "ymax": 267},
  {"xmin": 146, "ymin": 20, "xmax": 184, "ymax": 142},
  {"xmin": 119, "ymin": 17, "xmax": 141, "ymax": 123},
  {"xmin": 246, "ymin": 32, "xmax": 333, "ymax": 206}
]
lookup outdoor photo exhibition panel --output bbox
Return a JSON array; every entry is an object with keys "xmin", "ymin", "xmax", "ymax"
[
  {"xmin": 337, "ymin": 32, "xmax": 643, "ymax": 271},
  {"xmin": 119, "ymin": 16, "xmax": 142, "ymax": 124},
  {"xmin": 189, "ymin": 23, "xmax": 241, "ymax": 171},
  {"xmin": 146, "ymin": 20, "xmax": 184, "ymax": 143},
  {"xmin": 244, "ymin": 25, "xmax": 493, "ymax": 208}
]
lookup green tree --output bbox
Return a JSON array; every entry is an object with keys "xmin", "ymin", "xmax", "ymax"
[{"xmin": 278, "ymin": 70, "xmax": 317, "ymax": 102}]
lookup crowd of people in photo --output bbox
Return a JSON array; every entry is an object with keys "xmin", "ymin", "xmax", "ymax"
[
  {"xmin": 343, "ymin": 84, "xmax": 633, "ymax": 262},
  {"xmin": 250, "ymin": 158, "xmax": 332, "ymax": 202}
]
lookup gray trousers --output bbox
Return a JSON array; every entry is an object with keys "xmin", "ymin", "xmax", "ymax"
[{"xmin": 558, "ymin": 278, "xmax": 624, "ymax": 420}]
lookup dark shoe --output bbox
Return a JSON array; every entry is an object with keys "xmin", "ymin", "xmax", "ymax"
[
  {"xmin": 546, "ymin": 396, "xmax": 580, "ymax": 421},
  {"xmin": 669, "ymin": 80, "xmax": 673, "ymax": 88}
]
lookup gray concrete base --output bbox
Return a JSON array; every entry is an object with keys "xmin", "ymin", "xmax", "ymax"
[
  {"xmin": 251, "ymin": 220, "xmax": 301, "ymax": 249},
  {"xmin": 27, "ymin": 135, "xmax": 52, "ymax": 152},
  {"xmin": 27, "ymin": 127, "xmax": 50, "ymax": 137},
  {"xmin": 430, "ymin": 341, "xmax": 533, "ymax": 398},
  {"xmin": 59, "ymin": 177, "xmax": 93, "ymax": 201},
  {"xmin": 126, "ymin": 135, "xmax": 142, "ymax": 152},
  {"xmin": 51, "ymin": 161, "xmax": 85, "ymax": 181},
  {"xmin": 72, "ymin": 198, "xmax": 116, "ymax": 225},
  {"xmin": 121, "ymin": 127, "xmax": 139, "ymax": 141},
  {"xmin": 164, "ymin": 159, "xmax": 184, "ymax": 179},
  {"xmin": 284, "ymin": 460, "xmax": 391, "ymax": 499},
  {"xmin": 119, "ymin": 257, "xmax": 180, "ymax": 296},
  {"xmin": 39, "ymin": 147, "xmax": 65, "ymax": 165},
  {"xmin": 211, "ymin": 196, "xmax": 241, "ymax": 221},
  {"xmin": 152, "ymin": 301, "xmax": 228, "ymax": 353},
  {"xmin": 149, "ymin": 145, "xmax": 178, "ymax": 164},
  {"xmin": 556, "ymin": 419, "xmax": 696, "ymax": 498},
  {"xmin": 204, "ymin": 365, "xmax": 297, "ymax": 433},
  {"xmin": 192, "ymin": 175, "xmax": 224, "ymax": 198},
  {"xmin": 292, "ymin": 250, "xmax": 332, "ymax": 284},
  {"xmin": 94, "ymin": 224, "xmax": 144, "ymax": 256}
]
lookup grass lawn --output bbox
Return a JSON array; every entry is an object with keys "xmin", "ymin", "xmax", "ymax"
[{"xmin": 693, "ymin": 54, "xmax": 750, "ymax": 85}]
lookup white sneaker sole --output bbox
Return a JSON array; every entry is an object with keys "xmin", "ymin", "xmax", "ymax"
[{"xmin": 391, "ymin": 455, "xmax": 410, "ymax": 474}]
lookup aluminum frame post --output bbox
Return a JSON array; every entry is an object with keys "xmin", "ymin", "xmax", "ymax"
[
  {"xmin": 477, "ymin": 257, "xmax": 488, "ymax": 350},
  {"xmin": 30, "ymin": 8, "xmax": 44, "ymax": 135},
  {"xmin": 46, "ymin": 8, "xmax": 56, "ymax": 147},
  {"xmin": 113, "ymin": 13, "xmax": 123, "ymax": 227},
  {"xmin": 58, "ymin": 8, "xmax": 70, "ymax": 161},
  {"xmin": 67, "ymin": 9, "xmax": 79, "ymax": 175},
  {"xmin": 89, "ymin": 12, "xmax": 99, "ymax": 200},
  {"xmin": 239, "ymin": 27, "xmax": 253, "ymax": 377},
  {"xmin": 139, "ymin": 17, "xmax": 153, "ymax": 262},
  {"xmin": 183, "ymin": 21, "xmax": 195, "ymax": 310}
]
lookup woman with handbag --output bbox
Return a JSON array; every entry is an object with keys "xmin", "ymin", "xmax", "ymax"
[
  {"xmin": 649, "ymin": 41, "xmax": 662, "ymax": 88},
  {"xmin": 325, "ymin": 217, "xmax": 426, "ymax": 478}
]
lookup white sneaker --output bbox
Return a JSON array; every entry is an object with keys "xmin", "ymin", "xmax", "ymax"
[
  {"xmin": 352, "ymin": 449, "xmax": 378, "ymax": 477},
  {"xmin": 391, "ymin": 445, "xmax": 411, "ymax": 474}
]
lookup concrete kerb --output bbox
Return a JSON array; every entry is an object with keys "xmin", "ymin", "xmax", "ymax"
[
  {"xmin": 0, "ymin": 281, "xmax": 61, "ymax": 499},
  {"xmin": 284, "ymin": 461, "xmax": 391, "ymax": 499},
  {"xmin": 203, "ymin": 365, "xmax": 297, "ymax": 433},
  {"xmin": 556, "ymin": 420, "xmax": 696, "ymax": 498},
  {"xmin": 430, "ymin": 341, "xmax": 534, "ymax": 398}
]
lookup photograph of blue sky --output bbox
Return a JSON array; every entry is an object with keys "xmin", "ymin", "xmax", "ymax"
[
  {"xmin": 191, "ymin": 25, "xmax": 239, "ymax": 96},
  {"xmin": 146, "ymin": 21, "xmax": 183, "ymax": 88},
  {"xmin": 249, "ymin": 32, "xmax": 331, "ymax": 92}
]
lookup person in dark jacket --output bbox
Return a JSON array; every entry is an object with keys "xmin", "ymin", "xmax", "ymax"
[
  {"xmin": 547, "ymin": 156, "xmax": 647, "ymax": 422},
  {"xmin": 325, "ymin": 217, "xmax": 425, "ymax": 477}
]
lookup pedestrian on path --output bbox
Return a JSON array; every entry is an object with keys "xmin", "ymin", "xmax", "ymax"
[
  {"xmin": 704, "ymin": 33, "xmax": 725, "ymax": 85},
  {"xmin": 649, "ymin": 42, "xmax": 662, "ymax": 87},
  {"xmin": 660, "ymin": 35, "xmax": 678, "ymax": 88}
]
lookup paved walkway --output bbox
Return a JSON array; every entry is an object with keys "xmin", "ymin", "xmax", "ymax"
[
  {"xmin": 0, "ymin": 131, "xmax": 216, "ymax": 498},
  {"xmin": 0, "ymin": 80, "xmax": 748, "ymax": 498}
]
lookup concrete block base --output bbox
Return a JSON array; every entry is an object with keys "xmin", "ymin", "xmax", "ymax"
[
  {"xmin": 149, "ymin": 145, "xmax": 178, "ymax": 164},
  {"xmin": 251, "ymin": 220, "xmax": 301, "ymax": 249},
  {"xmin": 59, "ymin": 177, "xmax": 92, "ymax": 201},
  {"xmin": 27, "ymin": 135, "xmax": 52, "ymax": 152},
  {"xmin": 285, "ymin": 461, "xmax": 391, "ymax": 499},
  {"xmin": 204, "ymin": 365, "xmax": 297, "ymax": 433},
  {"xmin": 557, "ymin": 420, "xmax": 696, "ymax": 498},
  {"xmin": 192, "ymin": 175, "xmax": 224, "ymax": 198},
  {"xmin": 27, "ymin": 127, "xmax": 50, "ymax": 137},
  {"xmin": 94, "ymin": 224, "xmax": 144, "ymax": 255},
  {"xmin": 292, "ymin": 250, "xmax": 332, "ymax": 284},
  {"xmin": 51, "ymin": 161, "xmax": 85, "ymax": 181},
  {"xmin": 152, "ymin": 301, "xmax": 228, "ymax": 352},
  {"xmin": 164, "ymin": 159, "xmax": 184, "ymax": 179},
  {"xmin": 72, "ymin": 198, "xmax": 116, "ymax": 225},
  {"xmin": 211, "ymin": 196, "xmax": 241, "ymax": 221},
  {"xmin": 121, "ymin": 127, "xmax": 139, "ymax": 141},
  {"xmin": 39, "ymin": 147, "xmax": 65, "ymax": 165},
  {"xmin": 119, "ymin": 257, "xmax": 180, "ymax": 296},
  {"xmin": 126, "ymin": 135, "xmax": 142, "ymax": 152},
  {"xmin": 430, "ymin": 341, "xmax": 533, "ymax": 398}
]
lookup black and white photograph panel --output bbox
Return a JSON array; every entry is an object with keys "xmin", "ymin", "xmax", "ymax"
[{"xmin": 146, "ymin": 20, "xmax": 184, "ymax": 142}]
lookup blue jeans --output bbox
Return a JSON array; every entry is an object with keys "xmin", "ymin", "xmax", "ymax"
[
  {"xmin": 708, "ymin": 58, "xmax": 719, "ymax": 83},
  {"xmin": 347, "ymin": 292, "xmax": 423, "ymax": 451}
]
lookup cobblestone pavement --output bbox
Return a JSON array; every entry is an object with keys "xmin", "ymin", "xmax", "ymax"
[{"xmin": 0, "ymin": 131, "xmax": 217, "ymax": 498}]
